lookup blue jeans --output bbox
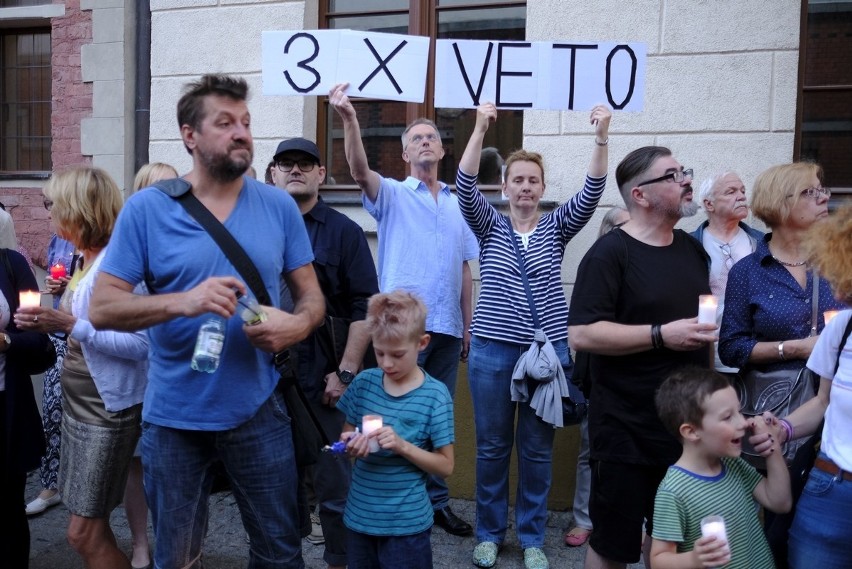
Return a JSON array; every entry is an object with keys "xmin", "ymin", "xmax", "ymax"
[
  {"xmin": 142, "ymin": 389, "xmax": 303, "ymax": 569},
  {"xmin": 418, "ymin": 331, "xmax": 462, "ymax": 511},
  {"xmin": 788, "ymin": 454, "xmax": 852, "ymax": 569},
  {"xmin": 468, "ymin": 335, "xmax": 568, "ymax": 548},
  {"xmin": 571, "ymin": 415, "xmax": 592, "ymax": 530},
  {"xmin": 346, "ymin": 528, "xmax": 432, "ymax": 569}
]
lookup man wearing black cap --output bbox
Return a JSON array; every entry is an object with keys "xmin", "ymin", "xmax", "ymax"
[{"xmin": 272, "ymin": 137, "xmax": 379, "ymax": 569}]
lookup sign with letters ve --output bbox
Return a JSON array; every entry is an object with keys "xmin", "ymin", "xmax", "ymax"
[
  {"xmin": 262, "ymin": 30, "xmax": 429, "ymax": 102},
  {"xmin": 435, "ymin": 39, "xmax": 646, "ymax": 111}
]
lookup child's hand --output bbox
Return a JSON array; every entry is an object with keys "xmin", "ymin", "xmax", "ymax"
[
  {"xmin": 692, "ymin": 534, "xmax": 731, "ymax": 568},
  {"xmin": 373, "ymin": 426, "xmax": 407, "ymax": 455},
  {"xmin": 749, "ymin": 412, "xmax": 783, "ymax": 458},
  {"xmin": 342, "ymin": 430, "xmax": 372, "ymax": 459}
]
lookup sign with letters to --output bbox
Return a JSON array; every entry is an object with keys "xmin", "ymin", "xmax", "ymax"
[
  {"xmin": 434, "ymin": 39, "xmax": 645, "ymax": 111},
  {"xmin": 262, "ymin": 30, "xmax": 646, "ymax": 111},
  {"xmin": 262, "ymin": 30, "xmax": 429, "ymax": 102}
]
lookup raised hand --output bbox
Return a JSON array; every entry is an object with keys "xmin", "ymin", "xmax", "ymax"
[{"xmin": 329, "ymin": 82, "xmax": 356, "ymax": 121}]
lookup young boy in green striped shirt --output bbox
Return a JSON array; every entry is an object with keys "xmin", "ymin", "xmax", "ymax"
[{"xmin": 650, "ymin": 368, "xmax": 791, "ymax": 569}]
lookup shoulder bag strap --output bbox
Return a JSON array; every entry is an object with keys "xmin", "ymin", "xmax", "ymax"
[
  {"xmin": 835, "ymin": 314, "xmax": 852, "ymax": 377},
  {"xmin": 810, "ymin": 271, "xmax": 819, "ymax": 337},
  {"xmin": 507, "ymin": 219, "xmax": 540, "ymax": 330}
]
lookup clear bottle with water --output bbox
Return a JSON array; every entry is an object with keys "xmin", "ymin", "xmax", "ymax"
[{"xmin": 191, "ymin": 317, "xmax": 226, "ymax": 373}]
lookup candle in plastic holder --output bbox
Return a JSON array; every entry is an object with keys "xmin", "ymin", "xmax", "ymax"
[
  {"xmin": 824, "ymin": 310, "xmax": 840, "ymax": 325},
  {"xmin": 698, "ymin": 295, "xmax": 718, "ymax": 325},
  {"xmin": 362, "ymin": 415, "xmax": 383, "ymax": 453},
  {"xmin": 49, "ymin": 262, "xmax": 67, "ymax": 279},
  {"xmin": 700, "ymin": 514, "xmax": 728, "ymax": 544},
  {"xmin": 19, "ymin": 290, "xmax": 41, "ymax": 308}
]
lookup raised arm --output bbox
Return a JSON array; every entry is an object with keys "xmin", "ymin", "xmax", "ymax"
[
  {"xmin": 588, "ymin": 104, "xmax": 611, "ymax": 178},
  {"xmin": 458, "ymin": 103, "xmax": 496, "ymax": 176},
  {"xmin": 329, "ymin": 83, "xmax": 382, "ymax": 202}
]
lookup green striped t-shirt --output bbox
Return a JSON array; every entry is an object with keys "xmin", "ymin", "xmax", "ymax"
[{"xmin": 652, "ymin": 456, "xmax": 774, "ymax": 569}]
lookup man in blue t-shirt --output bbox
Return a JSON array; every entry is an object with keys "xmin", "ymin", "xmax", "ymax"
[{"xmin": 89, "ymin": 74, "xmax": 324, "ymax": 569}]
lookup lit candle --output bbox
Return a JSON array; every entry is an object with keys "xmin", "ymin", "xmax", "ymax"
[
  {"xmin": 362, "ymin": 415, "xmax": 383, "ymax": 453},
  {"xmin": 700, "ymin": 515, "xmax": 728, "ymax": 545},
  {"xmin": 824, "ymin": 310, "xmax": 840, "ymax": 325},
  {"xmin": 49, "ymin": 262, "xmax": 67, "ymax": 279},
  {"xmin": 698, "ymin": 295, "xmax": 718, "ymax": 325},
  {"xmin": 19, "ymin": 290, "xmax": 41, "ymax": 308}
]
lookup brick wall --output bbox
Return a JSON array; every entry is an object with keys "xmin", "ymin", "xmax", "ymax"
[{"xmin": 7, "ymin": 1, "xmax": 92, "ymax": 268}]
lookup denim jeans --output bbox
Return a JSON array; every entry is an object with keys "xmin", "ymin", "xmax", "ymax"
[
  {"xmin": 571, "ymin": 415, "xmax": 592, "ymax": 530},
  {"xmin": 418, "ymin": 331, "xmax": 462, "ymax": 511},
  {"xmin": 788, "ymin": 454, "xmax": 852, "ymax": 569},
  {"xmin": 142, "ymin": 389, "xmax": 304, "ymax": 569},
  {"xmin": 346, "ymin": 528, "xmax": 432, "ymax": 569},
  {"xmin": 468, "ymin": 334, "xmax": 569, "ymax": 548}
]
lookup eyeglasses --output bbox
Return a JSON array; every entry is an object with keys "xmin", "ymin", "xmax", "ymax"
[
  {"xmin": 407, "ymin": 133, "xmax": 439, "ymax": 146},
  {"xmin": 720, "ymin": 243, "xmax": 734, "ymax": 271},
  {"xmin": 275, "ymin": 159, "xmax": 316, "ymax": 173},
  {"xmin": 788, "ymin": 186, "xmax": 831, "ymax": 200},
  {"xmin": 43, "ymin": 199, "xmax": 53, "ymax": 211},
  {"xmin": 637, "ymin": 168, "xmax": 694, "ymax": 187}
]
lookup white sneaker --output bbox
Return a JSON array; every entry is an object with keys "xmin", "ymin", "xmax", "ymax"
[
  {"xmin": 25, "ymin": 493, "xmax": 62, "ymax": 516},
  {"xmin": 306, "ymin": 511, "xmax": 325, "ymax": 545}
]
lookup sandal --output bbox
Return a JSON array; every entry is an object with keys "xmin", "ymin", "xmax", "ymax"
[
  {"xmin": 564, "ymin": 527, "xmax": 591, "ymax": 547},
  {"xmin": 473, "ymin": 541, "xmax": 499, "ymax": 568}
]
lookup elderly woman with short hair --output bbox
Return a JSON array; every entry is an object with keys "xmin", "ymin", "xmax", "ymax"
[
  {"xmin": 16, "ymin": 166, "xmax": 149, "ymax": 569},
  {"xmin": 719, "ymin": 161, "xmax": 845, "ymax": 567}
]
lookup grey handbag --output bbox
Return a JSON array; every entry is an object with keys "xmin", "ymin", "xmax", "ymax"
[{"xmin": 735, "ymin": 272, "xmax": 820, "ymax": 467}]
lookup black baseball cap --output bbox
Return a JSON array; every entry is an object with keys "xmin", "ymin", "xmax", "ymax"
[{"xmin": 273, "ymin": 138, "xmax": 321, "ymax": 164}]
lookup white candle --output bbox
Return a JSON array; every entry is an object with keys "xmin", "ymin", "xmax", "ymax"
[
  {"xmin": 362, "ymin": 415, "xmax": 383, "ymax": 453},
  {"xmin": 824, "ymin": 310, "xmax": 839, "ymax": 325},
  {"xmin": 19, "ymin": 290, "xmax": 41, "ymax": 308},
  {"xmin": 700, "ymin": 515, "xmax": 728, "ymax": 545},
  {"xmin": 698, "ymin": 295, "xmax": 718, "ymax": 325}
]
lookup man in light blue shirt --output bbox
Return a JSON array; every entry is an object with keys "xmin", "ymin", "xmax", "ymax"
[{"xmin": 330, "ymin": 82, "xmax": 478, "ymax": 536}]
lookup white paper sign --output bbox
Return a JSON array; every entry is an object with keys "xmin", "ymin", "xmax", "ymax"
[
  {"xmin": 262, "ymin": 30, "xmax": 429, "ymax": 103},
  {"xmin": 262, "ymin": 30, "xmax": 341, "ymax": 95},
  {"xmin": 337, "ymin": 31, "xmax": 430, "ymax": 102},
  {"xmin": 435, "ymin": 39, "xmax": 646, "ymax": 111}
]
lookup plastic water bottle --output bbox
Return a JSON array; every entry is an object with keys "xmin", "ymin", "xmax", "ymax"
[
  {"xmin": 191, "ymin": 317, "xmax": 225, "ymax": 373},
  {"xmin": 236, "ymin": 292, "xmax": 267, "ymax": 326}
]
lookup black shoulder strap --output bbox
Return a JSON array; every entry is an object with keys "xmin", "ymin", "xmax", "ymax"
[
  {"xmin": 153, "ymin": 179, "xmax": 270, "ymax": 306},
  {"xmin": 836, "ymin": 314, "xmax": 852, "ymax": 377}
]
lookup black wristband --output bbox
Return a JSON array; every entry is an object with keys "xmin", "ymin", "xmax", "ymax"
[{"xmin": 651, "ymin": 324, "xmax": 664, "ymax": 350}]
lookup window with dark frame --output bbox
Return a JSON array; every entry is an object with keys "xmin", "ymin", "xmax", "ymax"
[
  {"xmin": 0, "ymin": 28, "xmax": 52, "ymax": 174},
  {"xmin": 318, "ymin": 0, "xmax": 526, "ymax": 189},
  {"xmin": 797, "ymin": 0, "xmax": 852, "ymax": 202}
]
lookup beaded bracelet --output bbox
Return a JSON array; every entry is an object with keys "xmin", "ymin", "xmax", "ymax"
[{"xmin": 779, "ymin": 419, "xmax": 794, "ymax": 443}]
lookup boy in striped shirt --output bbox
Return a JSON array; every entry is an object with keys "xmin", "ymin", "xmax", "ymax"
[
  {"xmin": 650, "ymin": 368, "xmax": 791, "ymax": 568},
  {"xmin": 337, "ymin": 291, "xmax": 455, "ymax": 569}
]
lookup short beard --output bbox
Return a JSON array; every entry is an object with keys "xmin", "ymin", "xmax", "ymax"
[
  {"xmin": 680, "ymin": 200, "xmax": 700, "ymax": 218},
  {"xmin": 199, "ymin": 145, "xmax": 253, "ymax": 183}
]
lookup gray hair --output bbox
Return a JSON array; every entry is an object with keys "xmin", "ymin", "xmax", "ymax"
[
  {"xmin": 401, "ymin": 118, "xmax": 441, "ymax": 149},
  {"xmin": 697, "ymin": 171, "xmax": 736, "ymax": 210}
]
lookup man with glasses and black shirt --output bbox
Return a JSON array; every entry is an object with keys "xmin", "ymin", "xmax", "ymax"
[
  {"xmin": 568, "ymin": 146, "xmax": 716, "ymax": 569},
  {"xmin": 329, "ymin": 83, "xmax": 478, "ymax": 536},
  {"xmin": 271, "ymin": 137, "xmax": 379, "ymax": 569},
  {"xmin": 690, "ymin": 171, "xmax": 764, "ymax": 375}
]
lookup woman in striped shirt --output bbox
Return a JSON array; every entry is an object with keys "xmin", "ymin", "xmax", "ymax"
[{"xmin": 457, "ymin": 102, "xmax": 611, "ymax": 569}]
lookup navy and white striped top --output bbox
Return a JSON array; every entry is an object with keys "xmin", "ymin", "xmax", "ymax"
[{"xmin": 456, "ymin": 168, "xmax": 606, "ymax": 345}]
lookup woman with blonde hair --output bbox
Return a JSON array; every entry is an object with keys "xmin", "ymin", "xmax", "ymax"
[
  {"xmin": 719, "ymin": 161, "xmax": 845, "ymax": 567},
  {"xmin": 131, "ymin": 162, "xmax": 178, "ymax": 194},
  {"xmin": 16, "ymin": 166, "xmax": 149, "ymax": 569}
]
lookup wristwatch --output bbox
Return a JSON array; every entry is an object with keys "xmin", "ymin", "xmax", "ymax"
[{"xmin": 336, "ymin": 369, "xmax": 356, "ymax": 385}]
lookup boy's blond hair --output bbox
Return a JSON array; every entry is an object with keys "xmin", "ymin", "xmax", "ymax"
[
  {"xmin": 656, "ymin": 367, "xmax": 732, "ymax": 442},
  {"xmin": 366, "ymin": 290, "xmax": 427, "ymax": 344}
]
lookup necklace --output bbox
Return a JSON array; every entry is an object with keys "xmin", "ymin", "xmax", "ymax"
[{"xmin": 771, "ymin": 255, "xmax": 807, "ymax": 267}]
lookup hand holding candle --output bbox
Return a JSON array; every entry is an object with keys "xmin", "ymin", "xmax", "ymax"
[
  {"xmin": 362, "ymin": 415, "xmax": 382, "ymax": 453},
  {"xmin": 698, "ymin": 295, "xmax": 718, "ymax": 325}
]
